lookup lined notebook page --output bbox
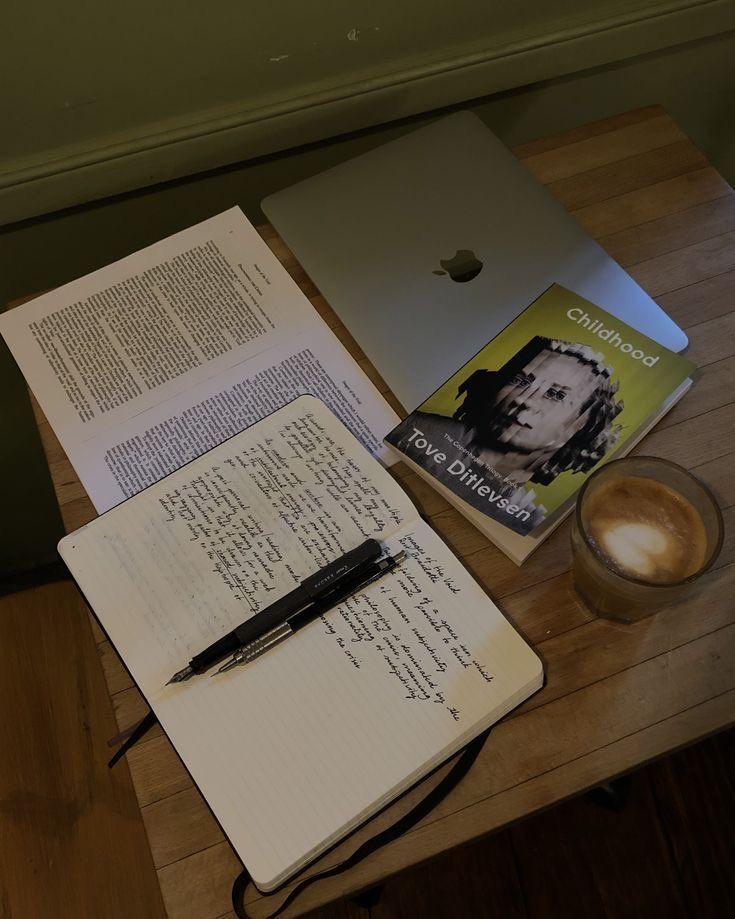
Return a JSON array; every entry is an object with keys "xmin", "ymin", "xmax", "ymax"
[{"xmin": 59, "ymin": 396, "xmax": 542, "ymax": 889}]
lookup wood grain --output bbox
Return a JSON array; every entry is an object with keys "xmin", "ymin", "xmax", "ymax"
[
  {"xmin": 368, "ymin": 727, "xmax": 735, "ymax": 919},
  {"xmin": 0, "ymin": 582, "xmax": 166, "ymax": 919},
  {"xmin": 511, "ymin": 107, "xmax": 664, "ymax": 160},
  {"xmin": 544, "ymin": 141, "xmax": 709, "ymax": 211},
  {"xmin": 647, "ymin": 730, "xmax": 735, "ymax": 915},
  {"xmin": 572, "ymin": 167, "xmax": 732, "ymax": 238},
  {"xmin": 602, "ymin": 195, "xmax": 735, "ymax": 267},
  {"xmin": 372, "ymin": 829, "xmax": 526, "ymax": 919},
  {"xmin": 19, "ymin": 106, "xmax": 735, "ymax": 918},
  {"xmin": 521, "ymin": 114, "xmax": 687, "ymax": 185},
  {"xmin": 510, "ymin": 769, "xmax": 689, "ymax": 919}
]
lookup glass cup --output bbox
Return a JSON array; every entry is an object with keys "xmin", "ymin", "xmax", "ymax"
[{"xmin": 571, "ymin": 456, "xmax": 724, "ymax": 622}]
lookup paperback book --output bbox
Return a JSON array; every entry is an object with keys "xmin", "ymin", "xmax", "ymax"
[{"xmin": 385, "ymin": 285, "xmax": 695, "ymax": 564}]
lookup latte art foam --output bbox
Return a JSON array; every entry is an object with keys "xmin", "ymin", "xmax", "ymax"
[{"xmin": 583, "ymin": 475, "xmax": 707, "ymax": 584}]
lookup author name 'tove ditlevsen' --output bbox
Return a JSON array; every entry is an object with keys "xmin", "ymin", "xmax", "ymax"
[{"xmin": 403, "ymin": 428, "xmax": 533, "ymax": 524}]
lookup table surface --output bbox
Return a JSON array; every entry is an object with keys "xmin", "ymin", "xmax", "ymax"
[{"xmin": 28, "ymin": 104, "xmax": 735, "ymax": 919}]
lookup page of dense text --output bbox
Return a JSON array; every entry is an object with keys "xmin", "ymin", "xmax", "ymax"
[
  {"xmin": 68, "ymin": 324, "xmax": 397, "ymax": 511},
  {"xmin": 0, "ymin": 208, "xmax": 399, "ymax": 511}
]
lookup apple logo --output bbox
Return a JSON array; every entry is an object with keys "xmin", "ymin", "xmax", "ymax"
[{"xmin": 433, "ymin": 249, "xmax": 483, "ymax": 283}]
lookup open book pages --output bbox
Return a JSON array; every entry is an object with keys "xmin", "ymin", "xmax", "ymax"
[
  {"xmin": 386, "ymin": 284, "xmax": 695, "ymax": 564},
  {"xmin": 0, "ymin": 208, "xmax": 399, "ymax": 513},
  {"xmin": 59, "ymin": 396, "xmax": 542, "ymax": 890}
]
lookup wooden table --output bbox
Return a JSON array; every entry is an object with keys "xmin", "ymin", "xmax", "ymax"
[{"xmin": 28, "ymin": 105, "xmax": 735, "ymax": 918}]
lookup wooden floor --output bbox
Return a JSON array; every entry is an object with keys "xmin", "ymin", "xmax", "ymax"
[
  {"xmin": 304, "ymin": 729, "xmax": 735, "ymax": 919},
  {"xmin": 0, "ymin": 581, "xmax": 167, "ymax": 919}
]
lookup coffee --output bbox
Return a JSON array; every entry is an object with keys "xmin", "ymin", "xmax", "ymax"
[{"xmin": 582, "ymin": 475, "xmax": 707, "ymax": 584}]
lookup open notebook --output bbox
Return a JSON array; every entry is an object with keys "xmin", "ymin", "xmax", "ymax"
[{"xmin": 59, "ymin": 396, "xmax": 542, "ymax": 891}]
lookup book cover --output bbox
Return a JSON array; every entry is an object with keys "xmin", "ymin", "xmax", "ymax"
[{"xmin": 385, "ymin": 285, "xmax": 695, "ymax": 536}]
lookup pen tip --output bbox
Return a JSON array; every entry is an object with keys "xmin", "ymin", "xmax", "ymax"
[{"xmin": 167, "ymin": 665, "xmax": 194, "ymax": 685}]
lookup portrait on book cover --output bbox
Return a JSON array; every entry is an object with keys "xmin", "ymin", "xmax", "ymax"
[
  {"xmin": 451, "ymin": 336, "xmax": 624, "ymax": 486},
  {"xmin": 388, "ymin": 335, "xmax": 624, "ymax": 535}
]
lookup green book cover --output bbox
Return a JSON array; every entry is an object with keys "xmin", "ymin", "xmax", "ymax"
[{"xmin": 385, "ymin": 285, "xmax": 695, "ymax": 537}]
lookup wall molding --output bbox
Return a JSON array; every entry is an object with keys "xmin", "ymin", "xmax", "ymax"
[{"xmin": 2, "ymin": 0, "xmax": 734, "ymax": 226}]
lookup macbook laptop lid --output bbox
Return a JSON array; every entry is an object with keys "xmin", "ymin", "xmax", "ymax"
[{"xmin": 262, "ymin": 112, "xmax": 687, "ymax": 411}]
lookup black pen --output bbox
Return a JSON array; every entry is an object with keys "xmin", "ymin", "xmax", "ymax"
[
  {"xmin": 213, "ymin": 549, "xmax": 407, "ymax": 675},
  {"xmin": 166, "ymin": 538, "xmax": 383, "ymax": 684}
]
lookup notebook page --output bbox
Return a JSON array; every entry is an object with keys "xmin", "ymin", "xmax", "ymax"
[{"xmin": 59, "ymin": 396, "xmax": 541, "ymax": 888}]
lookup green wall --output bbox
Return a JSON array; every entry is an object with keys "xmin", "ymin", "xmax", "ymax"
[
  {"xmin": 2, "ymin": 29, "xmax": 734, "ymax": 314},
  {"xmin": 2, "ymin": 0, "xmax": 734, "ymax": 223}
]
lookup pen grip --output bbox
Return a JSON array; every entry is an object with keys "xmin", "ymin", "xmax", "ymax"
[
  {"xmin": 232, "ymin": 587, "xmax": 314, "ymax": 647},
  {"xmin": 190, "ymin": 594, "xmax": 304, "ymax": 673},
  {"xmin": 190, "ymin": 632, "xmax": 241, "ymax": 673}
]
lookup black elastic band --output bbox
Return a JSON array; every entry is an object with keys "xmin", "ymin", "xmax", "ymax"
[
  {"xmin": 232, "ymin": 728, "xmax": 491, "ymax": 919},
  {"xmin": 107, "ymin": 710, "xmax": 158, "ymax": 768}
]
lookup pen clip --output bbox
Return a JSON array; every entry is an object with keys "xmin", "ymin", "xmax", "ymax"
[
  {"xmin": 301, "ymin": 539, "xmax": 382, "ymax": 600},
  {"xmin": 226, "ymin": 541, "xmax": 382, "ymax": 654}
]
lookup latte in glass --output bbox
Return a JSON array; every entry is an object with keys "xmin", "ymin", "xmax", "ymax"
[
  {"xmin": 583, "ymin": 475, "xmax": 707, "ymax": 584},
  {"xmin": 571, "ymin": 457, "xmax": 723, "ymax": 621}
]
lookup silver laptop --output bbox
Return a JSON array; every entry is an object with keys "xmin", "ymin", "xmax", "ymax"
[{"xmin": 262, "ymin": 112, "xmax": 687, "ymax": 410}]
